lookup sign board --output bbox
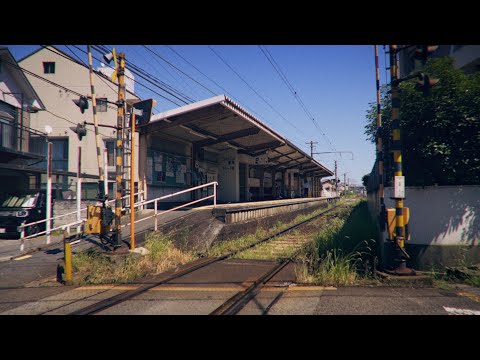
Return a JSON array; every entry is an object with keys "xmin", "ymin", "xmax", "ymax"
[{"xmin": 394, "ymin": 176, "xmax": 405, "ymax": 198}]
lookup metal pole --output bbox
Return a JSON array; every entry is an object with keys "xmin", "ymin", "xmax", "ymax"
[
  {"xmin": 130, "ymin": 110, "xmax": 136, "ymax": 250},
  {"xmin": 63, "ymin": 230, "xmax": 72, "ymax": 285},
  {"xmin": 214, "ymin": 182, "xmax": 217, "ymax": 207},
  {"xmin": 154, "ymin": 199, "xmax": 158, "ymax": 231},
  {"xmin": 389, "ymin": 45, "xmax": 413, "ymax": 275},
  {"xmin": 114, "ymin": 52, "xmax": 126, "ymax": 249},
  {"xmin": 46, "ymin": 142, "xmax": 52, "ymax": 244},
  {"xmin": 86, "ymin": 45, "xmax": 105, "ymax": 199},
  {"xmin": 104, "ymin": 148, "xmax": 109, "ymax": 199},
  {"xmin": 374, "ymin": 45, "xmax": 386, "ymax": 231},
  {"xmin": 334, "ymin": 161, "xmax": 337, "ymax": 196},
  {"xmin": 76, "ymin": 147, "xmax": 82, "ymax": 235}
]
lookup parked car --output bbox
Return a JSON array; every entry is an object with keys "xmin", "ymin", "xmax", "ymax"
[{"xmin": 0, "ymin": 191, "xmax": 53, "ymax": 239}]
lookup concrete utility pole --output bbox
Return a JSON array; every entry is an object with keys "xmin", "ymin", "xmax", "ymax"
[
  {"xmin": 46, "ymin": 142, "xmax": 52, "ymax": 244},
  {"xmin": 389, "ymin": 45, "xmax": 413, "ymax": 275},
  {"xmin": 113, "ymin": 52, "xmax": 126, "ymax": 249},
  {"xmin": 306, "ymin": 141, "xmax": 318, "ymax": 158},
  {"xmin": 334, "ymin": 160, "xmax": 337, "ymax": 195}
]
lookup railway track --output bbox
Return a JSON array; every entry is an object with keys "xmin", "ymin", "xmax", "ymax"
[{"xmin": 69, "ymin": 201, "xmax": 350, "ymax": 315}]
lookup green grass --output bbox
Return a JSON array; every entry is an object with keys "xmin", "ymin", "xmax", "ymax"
[
  {"xmin": 71, "ymin": 232, "xmax": 194, "ymax": 284},
  {"xmin": 296, "ymin": 200, "xmax": 378, "ymax": 286},
  {"xmin": 207, "ymin": 201, "xmax": 343, "ymax": 258}
]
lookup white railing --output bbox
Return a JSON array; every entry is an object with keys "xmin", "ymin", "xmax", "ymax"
[
  {"xmin": 17, "ymin": 182, "xmax": 217, "ymax": 251},
  {"xmin": 18, "ymin": 191, "xmax": 145, "ymax": 242},
  {"xmin": 123, "ymin": 181, "xmax": 218, "ymax": 231}
]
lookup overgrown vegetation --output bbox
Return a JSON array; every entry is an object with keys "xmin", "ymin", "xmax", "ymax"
[
  {"xmin": 296, "ymin": 200, "xmax": 379, "ymax": 286},
  {"xmin": 207, "ymin": 202, "xmax": 338, "ymax": 257},
  {"xmin": 365, "ymin": 56, "xmax": 480, "ymax": 186},
  {"xmin": 71, "ymin": 232, "xmax": 194, "ymax": 284}
]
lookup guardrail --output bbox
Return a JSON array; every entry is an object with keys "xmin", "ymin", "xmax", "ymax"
[
  {"xmin": 123, "ymin": 181, "xmax": 218, "ymax": 231},
  {"xmin": 18, "ymin": 191, "xmax": 145, "ymax": 246},
  {"xmin": 17, "ymin": 182, "xmax": 217, "ymax": 251}
]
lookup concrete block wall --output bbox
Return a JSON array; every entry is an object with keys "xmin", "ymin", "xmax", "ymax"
[{"xmin": 367, "ymin": 185, "xmax": 480, "ymax": 269}]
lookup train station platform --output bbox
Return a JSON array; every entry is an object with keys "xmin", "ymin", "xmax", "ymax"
[{"xmin": 212, "ymin": 197, "xmax": 338, "ymax": 224}]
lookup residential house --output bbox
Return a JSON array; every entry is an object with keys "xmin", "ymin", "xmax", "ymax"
[
  {"xmin": 0, "ymin": 47, "xmax": 46, "ymax": 197},
  {"xmin": 18, "ymin": 46, "xmax": 140, "ymax": 200}
]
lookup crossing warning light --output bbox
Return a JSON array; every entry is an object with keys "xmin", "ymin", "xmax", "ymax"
[
  {"xmin": 132, "ymin": 99, "xmax": 156, "ymax": 127},
  {"xmin": 69, "ymin": 122, "xmax": 87, "ymax": 141},
  {"xmin": 416, "ymin": 73, "xmax": 439, "ymax": 96},
  {"xmin": 72, "ymin": 96, "xmax": 89, "ymax": 113}
]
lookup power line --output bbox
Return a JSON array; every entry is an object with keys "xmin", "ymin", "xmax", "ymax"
[
  {"xmin": 130, "ymin": 45, "xmax": 198, "ymax": 103},
  {"xmin": 142, "ymin": 45, "xmax": 218, "ymax": 98},
  {"xmin": 164, "ymin": 45, "xmax": 279, "ymax": 127},
  {"xmin": 258, "ymin": 45, "xmax": 337, "ymax": 153},
  {"xmin": 85, "ymin": 45, "xmax": 186, "ymax": 107},
  {"xmin": 208, "ymin": 45, "xmax": 306, "ymax": 138},
  {"xmin": 94, "ymin": 44, "xmax": 195, "ymax": 105}
]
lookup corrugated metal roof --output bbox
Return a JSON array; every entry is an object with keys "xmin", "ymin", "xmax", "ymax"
[{"xmin": 147, "ymin": 95, "xmax": 333, "ymax": 177}]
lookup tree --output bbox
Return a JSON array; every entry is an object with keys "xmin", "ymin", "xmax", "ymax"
[{"xmin": 364, "ymin": 57, "xmax": 480, "ymax": 186}]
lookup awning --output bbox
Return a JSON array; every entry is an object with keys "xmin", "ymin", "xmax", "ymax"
[{"xmin": 143, "ymin": 95, "xmax": 333, "ymax": 177}]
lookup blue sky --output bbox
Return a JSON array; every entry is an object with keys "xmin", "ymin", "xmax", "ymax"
[{"xmin": 6, "ymin": 45, "xmax": 389, "ymax": 186}]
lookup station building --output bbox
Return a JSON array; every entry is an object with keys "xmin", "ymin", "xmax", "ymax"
[{"xmin": 137, "ymin": 95, "xmax": 334, "ymax": 204}]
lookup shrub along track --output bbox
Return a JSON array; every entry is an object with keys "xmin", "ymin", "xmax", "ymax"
[{"xmin": 68, "ymin": 199, "xmax": 355, "ymax": 315}]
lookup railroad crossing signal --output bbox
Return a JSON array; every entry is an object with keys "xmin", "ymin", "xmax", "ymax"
[
  {"xmin": 416, "ymin": 73, "xmax": 439, "ymax": 96},
  {"xmin": 69, "ymin": 122, "xmax": 87, "ymax": 140},
  {"xmin": 132, "ymin": 98, "xmax": 156, "ymax": 126},
  {"xmin": 72, "ymin": 96, "xmax": 89, "ymax": 113}
]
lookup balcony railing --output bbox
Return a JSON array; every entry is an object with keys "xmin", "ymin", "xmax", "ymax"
[{"xmin": 0, "ymin": 120, "xmax": 47, "ymax": 155}]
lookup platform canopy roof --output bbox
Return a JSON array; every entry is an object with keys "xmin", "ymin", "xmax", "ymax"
[{"xmin": 143, "ymin": 95, "xmax": 333, "ymax": 178}]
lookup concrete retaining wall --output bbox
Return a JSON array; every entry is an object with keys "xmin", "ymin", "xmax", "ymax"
[{"xmin": 368, "ymin": 185, "xmax": 480, "ymax": 269}]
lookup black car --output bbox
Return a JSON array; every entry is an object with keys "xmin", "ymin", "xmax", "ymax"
[{"xmin": 0, "ymin": 191, "xmax": 53, "ymax": 239}]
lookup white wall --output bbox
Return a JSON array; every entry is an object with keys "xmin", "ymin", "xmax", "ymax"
[
  {"xmin": 19, "ymin": 47, "xmax": 139, "ymax": 180},
  {"xmin": 383, "ymin": 186, "xmax": 480, "ymax": 246}
]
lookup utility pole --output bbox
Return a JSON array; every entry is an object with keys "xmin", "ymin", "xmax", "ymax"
[
  {"xmin": 86, "ymin": 45, "xmax": 106, "ymax": 200},
  {"xmin": 389, "ymin": 45, "xmax": 414, "ymax": 275},
  {"xmin": 306, "ymin": 141, "xmax": 318, "ymax": 158},
  {"xmin": 334, "ymin": 160, "xmax": 337, "ymax": 196},
  {"xmin": 113, "ymin": 52, "xmax": 126, "ymax": 250},
  {"xmin": 374, "ymin": 45, "xmax": 386, "ymax": 231}
]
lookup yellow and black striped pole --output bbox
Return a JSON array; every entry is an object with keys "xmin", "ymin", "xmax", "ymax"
[
  {"xmin": 374, "ymin": 45, "xmax": 385, "ymax": 231},
  {"xmin": 113, "ymin": 53, "xmax": 126, "ymax": 249},
  {"xmin": 389, "ymin": 45, "xmax": 414, "ymax": 275}
]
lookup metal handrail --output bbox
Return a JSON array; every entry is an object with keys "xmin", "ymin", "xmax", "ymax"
[
  {"xmin": 123, "ymin": 181, "xmax": 218, "ymax": 231},
  {"xmin": 18, "ymin": 190, "xmax": 145, "ymax": 230},
  {"xmin": 18, "ymin": 182, "xmax": 216, "ymax": 250}
]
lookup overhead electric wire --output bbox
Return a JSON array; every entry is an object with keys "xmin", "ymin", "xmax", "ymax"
[
  {"xmin": 82, "ymin": 45, "xmax": 186, "ymax": 107},
  {"xmin": 94, "ymin": 44, "xmax": 195, "ymax": 104},
  {"xmin": 142, "ymin": 45, "xmax": 218, "ymax": 98},
  {"xmin": 164, "ymin": 45, "xmax": 280, "ymax": 127},
  {"xmin": 208, "ymin": 45, "xmax": 307, "ymax": 139},
  {"xmin": 258, "ymin": 45, "xmax": 337, "ymax": 154},
  {"xmin": 130, "ymin": 46, "xmax": 198, "ymax": 103}
]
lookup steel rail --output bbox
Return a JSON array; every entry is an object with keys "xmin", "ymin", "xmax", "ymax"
[{"xmin": 69, "ymin": 200, "xmax": 345, "ymax": 315}]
